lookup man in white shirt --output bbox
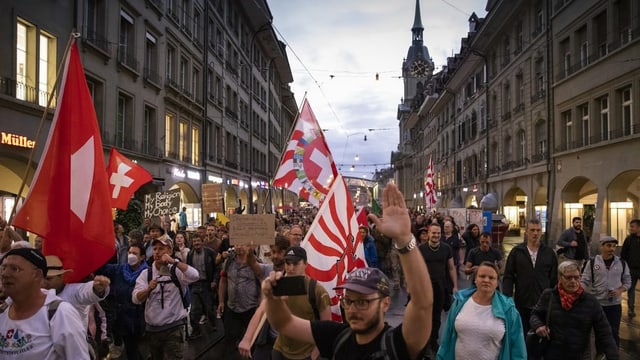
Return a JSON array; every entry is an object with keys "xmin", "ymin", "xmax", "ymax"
[
  {"xmin": 133, "ymin": 236, "xmax": 199, "ymax": 359},
  {"xmin": 0, "ymin": 248, "xmax": 89, "ymax": 359}
]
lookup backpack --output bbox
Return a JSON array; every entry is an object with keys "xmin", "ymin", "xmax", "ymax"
[
  {"xmin": 147, "ymin": 261, "xmax": 189, "ymax": 309},
  {"xmin": 583, "ymin": 256, "xmax": 627, "ymax": 283},
  {"xmin": 0, "ymin": 299, "xmax": 62, "ymax": 320},
  {"xmin": 331, "ymin": 325, "xmax": 398, "ymax": 360}
]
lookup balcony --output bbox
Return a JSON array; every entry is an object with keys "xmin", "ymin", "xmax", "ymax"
[
  {"xmin": 225, "ymin": 160, "xmax": 238, "ymax": 169},
  {"xmin": 488, "ymin": 166, "xmax": 501, "ymax": 175},
  {"xmin": 117, "ymin": 49, "xmax": 139, "ymax": 74},
  {"xmin": 225, "ymin": 107, "xmax": 238, "ymax": 120},
  {"xmin": 501, "ymin": 111, "xmax": 512, "ymax": 122},
  {"xmin": 531, "ymin": 152, "xmax": 546, "ymax": 163},
  {"xmin": 502, "ymin": 160, "xmax": 516, "ymax": 171},
  {"xmin": 143, "ymin": 67, "xmax": 162, "ymax": 88},
  {"xmin": 84, "ymin": 30, "xmax": 110, "ymax": 56},
  {"xmin": 0, "ymin": 76, "xmax": 53, "ymax": 107},
  {"xmin": 513, "ymin": 103, "xmax": 525, "ymax": 114},
  {"xmin": 531, "ymin": 89, "xmax": 546, "ymax": 103}
]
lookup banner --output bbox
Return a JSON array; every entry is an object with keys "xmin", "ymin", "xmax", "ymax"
[{"xmin": 144, "ymin": 189, "xmax": 181, "ymax": 218}]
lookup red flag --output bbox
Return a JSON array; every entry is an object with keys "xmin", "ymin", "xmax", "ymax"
[
  {"xmin": 356, "ymin": 207, "xmax": 368, "ymax": 228},
  {"xmin": 107, "ymin": 148, "xmax": 152, "ymax": 210},
  {"xmin": 273, "ymin": 99, "xmax": 338, "ymax": 207},
  {"xmin": 13, "ymin": 42, "xmax": 115, "ymax": 283},
  {"xmin": 302, "ymin": 175, "xmax": 367, "ymax": 321},
  {"xmin": 425, "ymin": 156, "xmax": 438, "ymax": 208}
]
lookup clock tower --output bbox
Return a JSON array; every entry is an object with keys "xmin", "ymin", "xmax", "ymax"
[{"xmin": 401, "ymin": 0, "xmax": 434, "ymax": 105}]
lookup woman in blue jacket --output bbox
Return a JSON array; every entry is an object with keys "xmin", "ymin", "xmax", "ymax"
[{"xmin": 437, "ymin": 261, "xmax": 526, "ymax": 360}]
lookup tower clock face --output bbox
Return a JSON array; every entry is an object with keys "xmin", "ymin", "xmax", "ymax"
[{"xmin": 409, "ymin": 59, "xmax": 430, "ymax": 77}]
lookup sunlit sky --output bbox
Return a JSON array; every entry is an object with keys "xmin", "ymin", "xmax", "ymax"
[{"xmin": 269, "ymin": 0, "xmax": 488, "ymax": 179}]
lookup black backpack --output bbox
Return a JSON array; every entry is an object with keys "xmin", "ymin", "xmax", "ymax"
[
  {"xmin": 147, "ymin": 261, "xmax": 189, "ymax": 309},
  {"xmin": 331, "ymin": 325, "xmax": 398, "ymax": 360}
]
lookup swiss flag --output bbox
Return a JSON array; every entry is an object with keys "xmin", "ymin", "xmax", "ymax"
[
  {"xmin": 107, "ymin": 148, "xmax": 152, "ymax": 210},
  {"xmin": 13, "ymin": 42, "xmax": 115, "ymax": 283}
]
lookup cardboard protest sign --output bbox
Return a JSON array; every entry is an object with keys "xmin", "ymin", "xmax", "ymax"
[
  {"xmin": 228, "ymin": 214, "xmax": 275, "ymax": 245},
  {"xmin": 144, "ymin": 189, "xmax": 181, "ymax": 218}
]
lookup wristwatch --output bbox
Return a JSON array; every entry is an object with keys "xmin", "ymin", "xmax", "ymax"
[{"xmin": 395, "ymin": 235, "xmax": 417, "ymax": 254}]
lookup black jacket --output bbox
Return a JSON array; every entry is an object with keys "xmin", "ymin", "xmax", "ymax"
[
  {"xmin": 186, "ymin": 247, "xmax": 219, "ymax": 283},
  {"xmin": 502, "ymin": 242, "xmax": 558, "ymax": 309},
  {"xmin": 530, "ymin": 287, "xmax": 618, "ymax": 360},
  {"xmin": 621, "ymin": 233, "xmax": 640, "ymax": 276}
]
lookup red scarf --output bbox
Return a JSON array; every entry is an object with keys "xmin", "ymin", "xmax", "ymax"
[{"xmin": 558, "ymin": 282, "xmax": 584, "ymax": 310}]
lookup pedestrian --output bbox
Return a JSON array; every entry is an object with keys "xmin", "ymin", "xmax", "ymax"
[
  {"xmin": 557, "ymin": 217, "xmax": 589, "ymax": 267},
  {"xmin": 361, "ymin": 226, "xmax": 379, "ymax": 269},
  {"xmin": 178, "ymin": 207, "xmax": 188, "ymax": 231},
  {"xmin": 132, "ymin": 236, "xmax": 199, "ymax": 359},
  {"xmin": 531, "ymin": 261, "xmax": 618, "ymax": 360},
  {"xmin": 464, "ymin": 232, "xmax": 503, "ymax": 277},
  {"xmin": 186, "ymin": 234, "xmax": 219, "ymax": 338},
  {"xmin": 580, "ymin": 236, "xmax": 631, "ymax": 346},
  {"xmin": 418, "ymin": 223, "xmax": 457, "ymax": 358},
  {"xmin": 0, "ymin": 248, "xmax": 90, "ymax": 358},
  {"xmin": 437, "ymin": 261, "xmax": 526, "ymax": 360},
  {"xmin": 620, "ymin": 219, "xmax": 640, "ymax": 318},
  {"xmin": 262, "ymin": 183, "xmax": 433, "ymax": 359},
  {"xmin": 96, "ymin": 243, "xmax": 147, "ymax": 360},
  {"xmin": 461, "ymin": 223, "xmax": 481, "ymax": 263},
  {"xmin": 502, "ymin": 219, "xmax": 558, "ymax": 337}
]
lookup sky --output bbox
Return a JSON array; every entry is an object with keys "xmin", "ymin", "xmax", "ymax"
[{"xmin": 269, "ymin": 0, "xmax": 488, "ymax": 180}]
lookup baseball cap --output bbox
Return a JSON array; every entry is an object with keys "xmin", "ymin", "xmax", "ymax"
[
  {"xmin": 599, "ymin": 236, "xmax": 618, "ymax": 245},
  {"xmin": 2, "ymin": 248, "xmax": 49, "ymax": 277},
  {"xmin": 45, "ymin": 255, "xmax": 74, "ymax": 277},
  {"xmin": 335, "ymin": 267, "xmax": 390, "ymax": 296},
  {"xmin": 152, "ymin": 234, "xmax": 174, "ymax": 249},
  {"xmin": 284, "ymin": 246, "xmax": 307, "ymax": 262}
]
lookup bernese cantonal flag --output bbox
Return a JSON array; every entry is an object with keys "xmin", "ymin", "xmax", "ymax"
[
  {"xmin": 425, "ymin": 156, "xmax": 437, "ymax": 207},
  {"xmin": 302, "ymin": 175, "xmax": 367, "ymax": 321},
  {"xmin": 273, "ymin": 99, "xmax": 338, "ymax": 207},
  {"xmin": 12, "ymin": 42, "xmax": 115, "ymax": 283}
]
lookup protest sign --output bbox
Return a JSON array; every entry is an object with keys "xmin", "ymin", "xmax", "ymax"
[{"xmin": 228, "ymin": 214, "xmax": 275, "ymax": 245}]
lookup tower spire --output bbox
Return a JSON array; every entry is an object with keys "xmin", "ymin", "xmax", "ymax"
[{"xmin": 412, "ymin": 0, "xmax": 424, "ymax": 45}]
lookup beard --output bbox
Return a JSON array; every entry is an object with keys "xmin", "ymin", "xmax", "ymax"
[{"xmin": 348, "ymin": 304, "xmax": 383, "ymax": 335}]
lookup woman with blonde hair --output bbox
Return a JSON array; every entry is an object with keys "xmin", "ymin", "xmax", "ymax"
[{"xmin": 438, "ymin": 261, "xmax": 526, "ymax": 360}]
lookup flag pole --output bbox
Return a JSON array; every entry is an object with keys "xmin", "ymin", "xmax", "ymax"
[{"xmin": 6, "ymin": 32, "xmax": 80, "ymax": 232}]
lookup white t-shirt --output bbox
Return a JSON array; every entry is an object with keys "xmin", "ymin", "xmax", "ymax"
[
  {"xmin": 0, "ymin": 289, "xmax": 89, "ymax": 359},
  {"xmin": 454, "ymin": 297, "xmax": 505, "ymax": 360}
]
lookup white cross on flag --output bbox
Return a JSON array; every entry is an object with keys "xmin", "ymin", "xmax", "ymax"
[
  {"xmin": 107, "ymin": 148, "xmax": 153, "ymax": 210},
  {"xmin": 273, "ymin": 99, "xmax": 338, "ymax": 208},
  {"xmin": 12, "ymin": 42, "xmax": 115, "ymax": 283}
]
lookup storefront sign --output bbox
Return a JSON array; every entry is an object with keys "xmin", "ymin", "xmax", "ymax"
[
  {"xmin": 187, "ymin": 170, "xmax": 200, "ymax": 180},
  {"xmin": 144, "ymin": 188, "xmax": 181, "ymax": 218},
  {"xmin": 172, "ymin": 168, "xmax": 186, "ymax": 178},
  {"xmin": 1, "ymin": 132, "xmax": 35, "ymax": 148}
]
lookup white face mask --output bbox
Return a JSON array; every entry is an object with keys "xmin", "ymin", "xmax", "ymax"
[{"xmin": 127, "ymin": 254, "xmax": 139, "ymax": 266}]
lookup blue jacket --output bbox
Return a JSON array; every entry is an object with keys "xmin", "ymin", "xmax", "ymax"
[
  {"xmin": 437, "ymin": 287, "xmax": 526, "ymax": 360},
  {"xmin": 363, "ymin": 235, "xmax": 378, "ymax": 268}
]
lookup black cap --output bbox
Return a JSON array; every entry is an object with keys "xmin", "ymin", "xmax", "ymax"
[
  {"xmin": 2, "ymin": 248, "xmax": 48, "ymax": 277},
  {"xmin": 284, "ymin": 246, "xmax": 307, "ymax": 262},
  {"xmin": 335, "ymin": 267, "xmax": 390, "ymax": 296}
]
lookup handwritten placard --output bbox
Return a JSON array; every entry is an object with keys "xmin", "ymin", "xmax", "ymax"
[
  {"xmin": 228, "ymin": 214, "xmax": 275, "ymax": 245},
  {"xmin": 144, "ymin": 189, "xmax": 181, "ymax": 218}
]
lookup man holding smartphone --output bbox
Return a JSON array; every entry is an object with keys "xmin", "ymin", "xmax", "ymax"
[{"xmin": 262, "ymin": 183, "xmax": 433, "ymax": 359}]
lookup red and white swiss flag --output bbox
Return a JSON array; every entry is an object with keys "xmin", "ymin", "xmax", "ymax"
[
  {"xmin": 13, "ymin": 42, "xmax": 115, "ymax": 283},
  {"xmin": 107, "ymin": 148, "xmax": 152, "ymax": 210}
]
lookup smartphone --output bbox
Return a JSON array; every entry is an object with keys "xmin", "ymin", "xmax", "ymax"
[{"xmin": 272, "ymin": 276, "xmax": 307, "ymax": 297}]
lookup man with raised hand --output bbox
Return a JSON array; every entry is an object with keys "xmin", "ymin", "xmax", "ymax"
[{"xmin": 262, "ymin": 183, "xmax": 433, "ymax": 359}]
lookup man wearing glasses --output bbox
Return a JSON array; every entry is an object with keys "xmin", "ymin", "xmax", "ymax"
[
  {"xmin": 262, "ymin": 183, "xmax": 433, "ymax": 359},
  {"xmin": 288, "ymin": 226, "xmax": 304, "ymax": 247}
]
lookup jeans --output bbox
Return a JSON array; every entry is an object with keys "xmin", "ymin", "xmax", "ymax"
[
  {"xmin": 602, "ymin": 304, "xmax": 622, "ymax": 346},
  {"xmin": 628, "ymin": 274, "xmax": 639, "ymax": 314},
  {"xmin": 189, "ymin": 281, "xmax": 217, "ymax": 335}
]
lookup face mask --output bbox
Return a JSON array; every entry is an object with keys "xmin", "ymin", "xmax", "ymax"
[{"xmin": 127, "ymin": 254, "xmax": 139, "ymax": 266}]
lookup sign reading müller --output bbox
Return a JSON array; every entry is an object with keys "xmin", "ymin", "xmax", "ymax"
[{"xmin": 144, "ymin": 189, "xmax": 181, "ymax": 218}]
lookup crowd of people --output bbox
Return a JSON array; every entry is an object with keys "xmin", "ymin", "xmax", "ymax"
[{"xmin": 0, "ymin": 192, "xmax": 638, "ymax": 359}]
